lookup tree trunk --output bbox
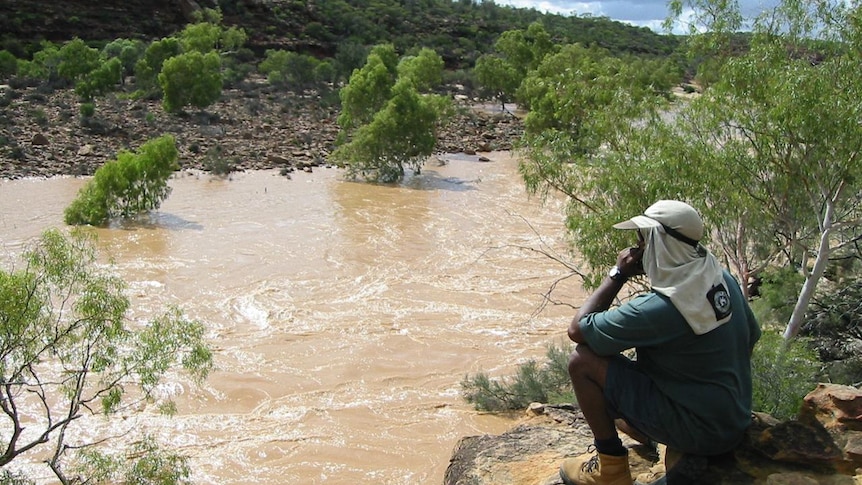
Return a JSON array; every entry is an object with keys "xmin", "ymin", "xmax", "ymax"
[{"xmin": 783, "ymin": 203, "xmax": 835, "ymax": 339}]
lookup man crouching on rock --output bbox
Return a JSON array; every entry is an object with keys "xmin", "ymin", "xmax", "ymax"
[{"xmin": 560, "ymin": 200, "xmax": 761, "ymax": 485}]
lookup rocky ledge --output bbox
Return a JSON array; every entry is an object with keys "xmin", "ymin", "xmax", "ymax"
[
  {"xmin": 0, "ymin": 77, "xmax": 523, "ymax": 180},
  {"xmin": 445, "ymin": 383, "xmax": 862, "ymax": 485}
]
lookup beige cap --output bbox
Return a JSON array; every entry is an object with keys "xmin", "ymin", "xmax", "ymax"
[{"xmin": 613, "ymin": 200, "xmax": 704, "ymax": 244}]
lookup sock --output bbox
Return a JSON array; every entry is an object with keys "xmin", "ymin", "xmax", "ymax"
[{"xmin": 595, "ymin": 436, "xmax": 626, "ymax": 456}]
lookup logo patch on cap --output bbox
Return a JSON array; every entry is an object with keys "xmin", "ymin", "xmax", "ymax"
[{"xmin": 706, "ymin": 283, "xmax": 732, "ymax": 321}]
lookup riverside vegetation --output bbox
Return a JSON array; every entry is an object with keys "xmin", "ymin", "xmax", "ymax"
[{"xmin": 1, "ymin": 0, "xmax": 862, "ymax": 483}]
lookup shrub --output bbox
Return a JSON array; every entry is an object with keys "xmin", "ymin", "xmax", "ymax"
[
  {"xmin": 750, "ymin": 266, "xmax": 805, "ymax": 326},
  {"xmin": 259, "ymin": 49, "xmax": 323, "ymax": 90},
  {"xmin": 202, "ymin": 144, "xmax": 237, "ymax": 176},
  {"xmin": 461, "ymin": 342, "xmax": 573, "ymax": 412},
  {"xmin": 0, "ymin": 49, "xmax": 17, "ymax": 79},
  {"xmin": 79, "ymin": 102, "xmax": 95, "ymax": 117},
  {"xmin": 57, "ymin": 38, "xmax": 101, "ymax": 83},
  {"xmin": 101, "ymin": 38, "xmax": 145, "ymax": 80},
  {"xmin": 75, "ymin": 57, "xmax": 122, "ymax": 100},
  {"xmin": 751, "ymin": 330, "xmax": 821, "ymax": 420},
  {"xmin": 158, "ymin": 51, "xmax": 222, "ymax": 113},
  {"xmin": 134, "ymin": 37, "xmax": 181, "ymax": 95},
  {"xmin": 64, "ymin": 134, "xmax": 179, "ymax": 226}
]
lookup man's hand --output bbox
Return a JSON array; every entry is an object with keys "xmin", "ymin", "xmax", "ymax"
[{"xmin": 616, "ymin": 245, "xmax": 645, "ymax": 279}]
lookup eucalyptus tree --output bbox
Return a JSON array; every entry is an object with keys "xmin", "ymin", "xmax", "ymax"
[
  {"xmin": 665, "ymin": 0, "xmax": 862, "ymax": 338},
  {"xmin": 333, "ymin": 45, "xmax": 451, "ymax": 182},
  {"xmin": 473, "ymin": 22, "xmax": 557, "ymax": 111},
  {"xmin": 519, "ymin": 0, "xmax": 862, "ymax": 341},
  {"xmin": 64, "ymin": 135, "xmax": 180, "ymax": 226},
  {"xmin": 517, "ymin": 42, "xmax": 681, "ymax": 287},
  {"xmin": 0, "ymin": 228, "xmax": 212, "ymax": 483}
]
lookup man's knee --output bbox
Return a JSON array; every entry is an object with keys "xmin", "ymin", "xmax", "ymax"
[{"xmin": 567, "ymin": 344, "xmax": 604, "ymax": 378}]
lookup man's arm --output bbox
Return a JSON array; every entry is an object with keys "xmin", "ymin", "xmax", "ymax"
[
  {"xmin": 568, "ymin": 245, "xmax": 644, "ymax": 343},
  {"xmin": 568, "ymin": 277, "xmax": 626, "ymax": 343}
]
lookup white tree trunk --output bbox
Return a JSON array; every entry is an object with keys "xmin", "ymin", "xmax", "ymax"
[{"xmin": 783, "ymin": 202, "xmax": 835, "ymax": 339}]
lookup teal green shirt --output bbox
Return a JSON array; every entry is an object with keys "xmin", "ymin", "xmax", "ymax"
[{"xmin": 580, "ymin": 271, "xmax": 761, "ymax": 451}]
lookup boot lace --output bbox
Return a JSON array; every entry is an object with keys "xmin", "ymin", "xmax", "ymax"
[{"xmin": 582, "ymin": 445, "xmax": 600, "ymax": 473}]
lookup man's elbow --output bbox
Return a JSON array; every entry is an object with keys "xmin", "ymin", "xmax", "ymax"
[{"xmin": 568, "ymin": 321, "xmax": 585, "ymax": 343}]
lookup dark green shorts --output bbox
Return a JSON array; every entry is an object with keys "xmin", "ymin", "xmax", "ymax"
[{"xmin": 604, "ymin": 355, "xmax": 734, "ymax": 455}]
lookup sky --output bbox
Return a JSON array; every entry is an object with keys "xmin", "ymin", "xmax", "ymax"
[{"xmin": 493, "ymin": 0, "xmax": 780, "ymax": 34}]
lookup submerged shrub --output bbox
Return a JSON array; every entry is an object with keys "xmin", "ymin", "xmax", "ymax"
[{"xmin": 64, "ymin": 134, "xmax": 179, "ymax": 226}]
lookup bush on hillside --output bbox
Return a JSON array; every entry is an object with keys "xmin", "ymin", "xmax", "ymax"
[
  {"xmin": 751, "ymin": 330, "xmax": 821, "ymax": 420},
  {"xmin": 64, "ymin": 134, "xmax": 179, "ymax": 226},
  {"xmin": 0, "ymin": 50, "xmax": 17, "ymax": 79},
  {"xmin": 158, "ymin": 51, "xmax": 222, "ymax": 113},
  {"xmin": 75, "ymin": 57, "xmax": 122, "ymax": 100},
  {"xmin": 134, "ymin": 37, "xmax": 182, "ymax": 96}
]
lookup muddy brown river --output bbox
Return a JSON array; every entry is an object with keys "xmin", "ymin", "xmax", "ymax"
[{"xmin": 0, "ymin": 152, "xmax": 580, "ymax": 484}]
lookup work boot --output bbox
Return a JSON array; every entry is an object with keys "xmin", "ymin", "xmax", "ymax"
[{"xmin": 559, "ymin": 449, "xmax": 633, "ymax": 485}]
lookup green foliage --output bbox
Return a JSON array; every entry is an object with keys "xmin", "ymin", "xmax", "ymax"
[
  {"xmin": 79, "ymin": 102, "xmax": 95, "ymax": 117},
  {"xmin": 806, "ymin": 274, "xmax": 862, "ymax": 342},
  {"xmin": 134, "ymin": 37, "xmax": 182, "ymax": 95},
  {"xmin": 474, "ymin": 54, "xmax": 520, "ymax": 107},
  {"xmin": 0, "ymin": 469, "xmax": 32, "ymax": 485},
  {"xmin": 259, "ymin": 49, "xmax": 325, "ymax": 90},
  {"xmin": 29, "ymin": 107, "xmax": 48, "ymax": 127},
  {"xmin": 0, "ymin": 228, "xmax": 212, "ymax": 481},
  {"xmin": 102, "ymin": 38, "xmax": 145, "ymax": 80},
  {"xmin": 333, "ymin": 44, "xmax": 451, "ymax": 182},
  {"xmin": 64, "ymin": 135, "xmax": 180, "ymax": 226},
  {"xmin": 202, "ymin": 144, "xmax": 237, "ymax": 176},
  {"xmin": 473, "ymin": 22, "xmax": 557, "ymax": 108},
  {"xmin": 158, "ymin": 51, "xmax": 222, "ymax": 113},
  {"xmin": 75, "ymin": 57, "xmax": 122, "ymax": 100},
  {"xmin": 0, "ymin": 50, "xmax": 17, "ymax": 79},
  {"xmin": 750, "ymin": 267, "xmax": 805, "ymax": 327},
  {"xmin": 751, "ymin": 330, "xmax": 820, "ymax": 421},
  {"xmin": 461, "ymin": 342, "xmax": 573, "ymax": 412},
  {"xmin": 337, "ymin": 44, "xmax": 399, "ymax": 133},
  {"xmin": 333, "ymin": 41, "xmax": 369, "ymax": 81},
  {"xmin": 57, "ymin": 38, "xmax": 101, "ymax": 83},
  {"xmin": 396, "ymin": 47, "xmax": 444, "ymax": 91},
  {"xmin": 179, "ymin": 8, "xmax": 247, "ymax": 55},
  {"xmin": 333, "ymin": 78, "xmax": 450, "ymax": 182},
  {"xmin": 16, "ymin": 41, "xmax": 61, "ymax": 80}
]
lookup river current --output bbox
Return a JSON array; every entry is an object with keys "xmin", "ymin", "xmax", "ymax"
[{"xmin": 0, "ymin": 152, "xmax": 580, "ymax": 484}]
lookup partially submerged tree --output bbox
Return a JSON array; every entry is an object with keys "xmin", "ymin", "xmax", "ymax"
[
  {"xmin": 332, "ymin": 45, "xmax": 451, "ymax": 182},
  {"xmin": 0, "ymin": 228, "xmax": 212, "ymax": 482},
  {"xmin": 64, "ymin": 134, "xmax": 179, "ymax": 226}
]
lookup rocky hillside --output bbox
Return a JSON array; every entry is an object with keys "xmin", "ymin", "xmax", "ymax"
[
  {"xmin": 0, "ymin": 76, "xmax": 523, "ymax": 180},
  {"xmin": 0, "ymin": 0, "xmax": 330, "ymax": 56}
]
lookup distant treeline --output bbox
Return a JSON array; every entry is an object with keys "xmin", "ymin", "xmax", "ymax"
[{"xmin": 1, "ymin": 0, "xmax": 682, "ymax": 70}]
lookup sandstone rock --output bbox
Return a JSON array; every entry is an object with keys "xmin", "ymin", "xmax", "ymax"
[
  {"xmin": 447, "ymin": 391, "xmax": 862, "ymax": 485},
  {"xmin": 77, "ymin": 144, "xmax": 94, "ymax": 156},
  {"xmin": 801, "ymin": 384, "xmax": 862, "ymax": 432},
  {"xmin": 267, "ymin": 154, "xmax": 291, "ymax": 165}
]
